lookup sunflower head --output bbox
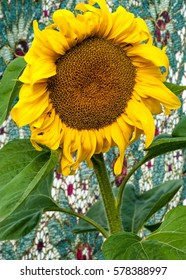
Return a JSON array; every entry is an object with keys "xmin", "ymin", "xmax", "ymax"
[{"xmin": 11, "ymin": 0, "xmax": 181, "ymax": 176}]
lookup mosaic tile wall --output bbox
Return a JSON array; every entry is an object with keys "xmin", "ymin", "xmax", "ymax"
[{"xmin": 0, "ymin": 0, "xmax": 185, "ymax": 259}]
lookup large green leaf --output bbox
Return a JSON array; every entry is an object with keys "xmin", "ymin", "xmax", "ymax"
[
  {"xmin": 164, "ymin": 82, "xmax": 186, "ymax": 96},
  {"xmin": 103, "ymin": 206, "xmax": 186, "ymax": 260},
  {"xmin": 0, "ymin": 139, "xmax": 60, "ymax": 222},
  {"xmin": 0, "ymin": 57, "xmax": 26, "ymax": 125},
  {"xmin": 0, "ymin": 171, "xmax": 58, "ymax": 240},
  {"xmin": 121, "ymin": 179, "xmax": 182, "ymax": 233}
]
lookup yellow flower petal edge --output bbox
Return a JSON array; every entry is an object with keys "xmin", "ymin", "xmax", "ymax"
[{"xmin": 11, "ymin": 0, "xmax": 181, "ymax": 176}]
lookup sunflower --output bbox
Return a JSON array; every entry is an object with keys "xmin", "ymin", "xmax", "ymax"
[{"xmin": 11, "ymin": 0, "xmax": 180, "ymax": 176}]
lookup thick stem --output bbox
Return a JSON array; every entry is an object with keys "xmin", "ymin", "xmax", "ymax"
[{"xmin": 92, "ymin": 153, "xmax": 123, "ymax": 235}]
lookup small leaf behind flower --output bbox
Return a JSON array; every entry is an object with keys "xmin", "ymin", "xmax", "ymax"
[
  {"xmin": 164, "ymin": 82, "xmax": 186, "ymax": 95},
  {"xmin": 0, "ymin": 57, "xmax": 26, "ymax": 125},
  {"xmin": 172, "ymin": 116, "xmax": 186, "ymax": 137},
  {"xmin": 0, "ymin": 139, "xmax": 60, "ymax": 223},
  {"xmin": 72, "ymin": 200, "xmax": 108, "ymax": 233},
  {"xmin": 103, "ymin": 206, "xmax": 186, "ymax": 260},
  {"xmin": 0, "ymin": 171, "xmax": 58, "ymax": 240},
  {"xmin": 121, "ymin": 180, "xmax": 182, "ymax": 233}
]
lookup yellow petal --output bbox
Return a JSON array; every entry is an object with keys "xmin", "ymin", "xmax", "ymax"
[
  {"xmin": 76, "ymin": 7, "xmax": 101, "ymax": 38},
  {"xmin": 136, "ymin": 66, "xmax": 165, "ymax": 82},
  {"xmin": 141, "ymin": 97, "xmax": 162, "ymax": 115},
  {"xmin": 81, "ymin": 132, "xmax": 96, "ymax": 170},
  {"xmin": 87, "ymin": 130, "xmax": 97, "ymax": 160},
  {"xmin": 125, "ymin": 97, "xmax": 155, "ymax": 147},
  {"xmin": 11, "ymin": 94, "xmax": 49, "ymax": 127},
  {"xmin": 130, "ymin": 127, "xmax": 143, "ymax": 144},
  {"xmin": 45, "ymin": 114, "xmax": 63, "ymax": 149},
  {"xmin": 116, "ymin": 115, "xmax": 133, "ymax": 142},
  {"xmin": 19, "ymin": 83, "xmax": 48, "ymax": 102},
  {"xmin": 24, "ymin": 21, "xmax": 58, "ymax": 64},
  {"xmin": 31, "ymin": 117, "xmax": 44, "ymax": 129},
  {"xmin": 103, "ymin": 126, "xmax": 112, "ymax": 148},
  {"xmin": 42, "ymin": 29, "xmax": 67, "ymax": 54},
  {"xmin": 94, "ymin": 129, "xmax": 103, "ymax": 154},
  {"xmin": 60, "ymin": 154, "xmax": 72, "ymax": 176},
  {"xmin": 100, "ymin": 128, "xmax": 111, "ymax": 152},
  {"xmin": 30, "ymin": 140, "xmax": 43, "ymax": 151},
  {"xmin": 75, "ymin": 2, "xmax": 99, "ymax": 14},
  {"xmin": 63, "ymin": 128, "xmax": 76, "ymax": 163},
  {"xmin": 76, "ymin": 130, "xmax": 93, "ymax": 164},
  {"xmin": 93, "ymin": 0, "xmax": 113, "ymax": 37},
  {"xmin": 31, "ymin": 104, "xmax": 55, "ymax": 129},
  {"xmin": 127, "ymin": 44, "xmax": 169, "ymax": 77},
  {"xmin": 134, "ymin": 82, "xmax": 181, "ymax": 111},
  {"xmin": 108, "ymin": 6, "xmax": 135, "ymax": 40},
  {"xmin": 31, "ymin": 116, "xmax": 62, "ymax": 151},
  {"xmin": 76, "ymin": 0, "xmax": 112, "ymax": 38},
  {"xmin": 30, "ymin": 57, "xmax": 56, "ymax": 84},
  {"xmin": 111, "ymin": 6, "xmax": 134, "ymax": 32},
  {"xmin": 19, "ymin": 64, "xmax": 31, "ymax": 83},
  {"xmin": 111, "ymin": 122, "xmax": 126, "ymax": 175},
  {"xmin": 134, "ymin": 18, "xmax": 152, "ymax": 45},
  {"xmin": 53, "ymin": 10, "xmax": 86, "ymax": 45}
]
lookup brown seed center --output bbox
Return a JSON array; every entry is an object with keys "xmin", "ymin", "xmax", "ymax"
[{"xmin": 48, "ymin": 37, "xmax": 136, "ymax": 130}]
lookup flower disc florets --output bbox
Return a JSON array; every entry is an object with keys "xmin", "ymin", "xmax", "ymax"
[{"xmin": 48, "ymin": 37, "xmax": 136, "ymax": 130}]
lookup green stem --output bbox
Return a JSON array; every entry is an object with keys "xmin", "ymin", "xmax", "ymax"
[
  {"xmin": 45, "ymin": 206, "xmax": 109, "ymax": 238},
  {"xmin": 116, "ymin": 158, "xmax": 146, "ymax": 210},
  {"xmin": 92, "ymin": 153, "xmax": 123, "ymax": 235}
]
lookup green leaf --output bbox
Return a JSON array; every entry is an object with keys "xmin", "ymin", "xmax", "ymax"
[
  {"xmin": 0, "ymin": 57, "xmax": 26, "ymax": 125},
  {"xmin": 121, "ymin": 180, "xmax": 182, "ymax": 233},
  {"xmin": 164, "ymin": 82, "xmax": 186, "ymax": 95},
  {"xmin": 153, "ymin": 133, "xmax": 171, "ymax": 141},
  {"xmin": 0, "ymin": 139, "xmax": 60, "ymax": 223},
  {"xmin": 172, "ymin": 116, "xmax": 186, "ymax": 137},
  {"xmin": 72, "ymin": 200, "xmax": 108, "ymax": 233},
  {"xmin": 0, "ymin": 170, "xmax": 58, "ymax": 240},
  {"xmin": 103, "ymin": 206, "xmax": 186, "ymax": 260},
  {"xmin": 144, "ymin": 136, "xmax": 186, "ymax": 163}
]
